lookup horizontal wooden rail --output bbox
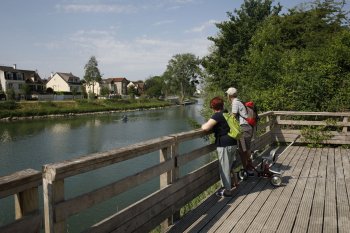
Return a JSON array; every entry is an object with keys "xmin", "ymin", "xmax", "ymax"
[
  {"xmin": 273, "ymin": 111, "xmax": 350, "ymax": 117},
  {"xmin": 54, "ymin": 158, "xmax": 175, "ymax": 222},
  {"xmin": 0, "ymin": 169, "xmax": 42, "ymax": 233},
  {"xmin": 43, "ymin": 136, "xmax": 175, "ymax": 181},
  {"xmin": 272, "ymin": 111, "xmax": 350, "ymax": 145}
]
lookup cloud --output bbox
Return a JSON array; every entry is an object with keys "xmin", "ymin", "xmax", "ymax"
[
  {"xmin": 67, "ymin": 29, "xmax": 212, "ymax": 79},
  {"xmin": 55, "ymin": 4, "xmax": 137, "ymax": 14},
  {"xmin": 153, "ymin": 20, "xmax": 175, "ymax": 26},
  {"xmin": 186, "ymin": 20, "xmax": 218, "ymax": 33}
]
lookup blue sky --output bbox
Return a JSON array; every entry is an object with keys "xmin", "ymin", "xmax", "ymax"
[{"xmin": 0, "ymin": 0, "xmax": 348, "ymax": 81}]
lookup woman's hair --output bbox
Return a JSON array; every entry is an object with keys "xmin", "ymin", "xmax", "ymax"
[{"xmin": 210, "ymin": 96, "xmax": 224, "ymax": 111}]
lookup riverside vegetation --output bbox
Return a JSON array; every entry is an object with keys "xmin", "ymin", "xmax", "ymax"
[{"xmin": 0, "ymin": 99, "xmax": 172, "ymax": 120}]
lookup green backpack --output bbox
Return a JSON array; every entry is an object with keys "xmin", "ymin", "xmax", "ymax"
[{"xmin": 223, "ymin": 113, "xmax": 241, "ymax": 139}]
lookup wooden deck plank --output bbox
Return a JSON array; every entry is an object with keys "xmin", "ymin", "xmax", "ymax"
[
  {"xmin": 167, "ymin": 146, "xmax": 350, "ymax": 233},
  {"xmin": 215, "ymin": 179, "xmax": 269, "ymax": 232},
  {"xmin": 343, "ymin": 149, "xmax": 350, "ymax": 207},
  {"xmin": 324, "ymin": 148, "xmax": 337, "ymax": 233},
  {"xmin": 193, "ymin": 145, "xmax": 295, "ymax": 233},
  {"xmin": 292, "ymin": 148, "xmax": 320, "ymax": 233},
  {"xmin": 230, "ymin": 179, "xmax": 272, "ymax": 233},
  {"xmin": 224, "ymin": 145, "xmax": 297, "ymax": 233},
  {"xmin": 307, "ymin": 148, "xmax": 328, "ymax": 233},
  {"xmin": 337, "ymin": 148, "xmax": 350, "ymax": 233},
  {"xmin": 244, "ymin": 145, "xmax": 298, "ymax": 233},
  {"xmin": 276, "ymin": 147, "xmax": 314, "ymax": 233},
  {"xmin": 217, "ymin": 145, "xmax": 298, "ymax": 233},
  {"xmin": 261, "ymin": 146, "xmax": 306, "ymax": 233},
  {"xmin": 168, "ymin": 181, "xmax": 251, "ymax": 233},
  {"xmin": 198, "ymin": 179, "xmax": 260, "ymax": 233}
]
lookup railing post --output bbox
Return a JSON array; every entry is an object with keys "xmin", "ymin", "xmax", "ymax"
[
  {"xmin": 265, "ymin": 115, "xmax": 271, "ymax": 132},
  {"xmin": 160, "ymin": 145, "xmax": 172, "ymax": 231},
  {"xmin": 343, "ymin": 116, "xmax": 348, "ymax": 133},
  {"xmin": 171, "ymin": 138, "xmax": 181, "ymax": 222},
  {"xmin": 43, "ymin": 166, "xmax": 65, "ymax": 233},
  {"xmin": 14, "ymin": 187, "xmax": 39, "ymax": 219}
]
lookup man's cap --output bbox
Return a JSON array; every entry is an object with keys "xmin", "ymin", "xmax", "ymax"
[{"xmin": 225, "ymin": 87, "xmax": 237, "ymax": 96}]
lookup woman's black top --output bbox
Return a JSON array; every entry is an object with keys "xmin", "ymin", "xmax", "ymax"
[{"xmin": 211, "ymin": 111, "xmax": 237, "ymax": 147}]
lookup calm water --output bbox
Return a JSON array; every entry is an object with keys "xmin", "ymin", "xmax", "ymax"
[{"xmin": 0, "ymin": 100, "xmax": 212, "ymax": 232}]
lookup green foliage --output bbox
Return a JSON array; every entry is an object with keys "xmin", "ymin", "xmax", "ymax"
[
  {"xmin": 144, "ymin": 75, "xmax": 165, "ymax": 98},
  {"xmin": 202, "ymin": 0, "xmax": 281, "ymax": 91},
  {"xmin": 301, "ymin": 119, "xmax": 336, "ymax": 147},
  {"xmin": 202, "ymin": 0, "xmax": 350, "ymax": 112},
  {"xmin": 84, "ymin": 56, "xmax": 102, "ymax": 96},
  {"xmin": 180, "ymin": 182, "xmax": 221, "ymax": 217},
  {"xmin": 100, "ymin": 86, "xmax": 110, "ymax": 97},
  {"xmin": 39, "ymin": 101, "xmax": 57, "ymax": 108},
  {"xmin": 0, "ymin": 101, "xmax": 18, "ymax": 110},
  {"xmin": 163, "ymin": 53, "xmax": 202, "ymax": 102},
  {"xmin": 0, "ymin": 99, "xmax": 172, "ymax": 120},
  {"xmin": 21, "ymin": 84, "xmax": 32, "ymax": 99},
  {"xmin": 5, "ymin": 88, "xmax": 16, "ymax": 100}
]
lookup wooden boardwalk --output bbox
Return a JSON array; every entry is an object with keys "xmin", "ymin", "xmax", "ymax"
[{"xmin": 167, "ymin": 146, "xmax": 350, "ymax": 233}]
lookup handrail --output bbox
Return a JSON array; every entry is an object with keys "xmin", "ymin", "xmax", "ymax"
[{"xmin": 0, "ymin": 169, "xmax": 42, "ymax": 233}]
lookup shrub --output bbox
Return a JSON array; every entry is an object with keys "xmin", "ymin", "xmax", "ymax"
[{"xmin": 0, "ymin": 101, "xmax": 19, "ymax": 110}]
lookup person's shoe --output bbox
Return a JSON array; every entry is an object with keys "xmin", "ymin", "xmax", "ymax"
[
  {"xmin": 216, "ymin": 189, "xmax": 232, "ymax": 198},
  {"xmin": 247, "ymin": 170, "xmax": 255, "ymax": 177}
]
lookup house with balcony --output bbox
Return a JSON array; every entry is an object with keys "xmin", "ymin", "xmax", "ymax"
[
  {"xmin": 127, "ymin": 80, "xmax": 145, "ymax": 96},
  {"xmin": 84, "ymin": 78, "xmax": 116, "ymax": 97},
  {"xmin": 109, "ymin": 77, "xmax": 129, "ymax": 95},
  {"xmin": 0, "ymin": 64, "xmax": 44, "ymax": 99},
  {"xmin": 46, "ymin": 72, "xmax": 82, "ymax": 94}
]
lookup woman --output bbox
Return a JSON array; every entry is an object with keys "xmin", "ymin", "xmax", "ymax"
[{"xmin": 201, "ymin": 96, "xmax": 237, "ymax": 197}]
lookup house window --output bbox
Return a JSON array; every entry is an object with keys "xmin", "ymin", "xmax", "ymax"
[
  {"xmin": 16, "ymin": 73, "xmax": 23, "ymax": 80},
  {"xmin": 8, "ymin": 83, "xmax": 13, "ymax": 88},
  {"xmin": 18, "ymin": 84, "xmax": 23, "ymax": 89},
  {"xmin": 6, "ymin": 72, "xmax": 13, "ymax": 80}
]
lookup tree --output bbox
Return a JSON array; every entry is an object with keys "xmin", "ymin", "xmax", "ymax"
[
  {"xmin": 144, "ymin": 75, "xmax": 165, "ymax": 98},
  {"xmin": 201, "ymin": 0, "xmax": 350, "ymax": 112},
  {"xmin": 163, "ymin": 53, "xmax": 202, "ymax": 102},
  {"xmin": 6, "ymin": 88, "xmax": 16, "ymax": 101},
  {"xmin": 240, "ymin": 0, "xmax": 350, "ymax": 111},
  {"xmin": 84, "ymin": 56, "xmax": 102, "ymax": 98},
  {"xmin": 21, "ymin": 84, "xmax": 32, "ymax": 100},
  {"xmin": 202, "ymin": 0, "xmax": 281, "ymax": 91},
  {"xmin": 100, "ymin": 86, "xmax": 110, "ymax": 97}
]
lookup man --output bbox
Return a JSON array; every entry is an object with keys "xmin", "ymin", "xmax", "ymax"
[{"xmin": 226, "ymin": 87, "xmax": 254, "ymax": 175}]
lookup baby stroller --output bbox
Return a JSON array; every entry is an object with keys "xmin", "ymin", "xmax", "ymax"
[{"xmin": 238, "ymin": 135, "xmax": 300, "ymax": 186}]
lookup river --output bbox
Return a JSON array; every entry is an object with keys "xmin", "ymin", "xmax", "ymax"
[{"xmin": 0, "ymin": 100, "xmax": 212, "ymax": 232}]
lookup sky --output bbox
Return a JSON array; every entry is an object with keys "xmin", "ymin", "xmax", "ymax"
[{"xmin": 0, "ymin": 0, "xmax": 349, "ymax": 81}]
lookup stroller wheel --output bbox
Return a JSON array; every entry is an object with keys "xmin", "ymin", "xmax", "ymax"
[
  {"xmin": 238, "ymin": 169, "xmax": 248, "ymax": 180},
  {"xmin": 270, "ymin": 174, "xmax": 282, "ymax": 186}
]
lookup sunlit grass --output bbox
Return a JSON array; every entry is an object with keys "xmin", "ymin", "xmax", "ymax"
[{"xmin": 0, "ymin": 99, "xmax": 172, "ymax": 119}]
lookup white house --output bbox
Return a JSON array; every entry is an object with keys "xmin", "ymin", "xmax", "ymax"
[
  {"xmin": 46, "ymin": 72, "xmax": 82, "ymax": 93},
  {"xmin": 85, "ymin": 79, "xmax": 115, "ymax": 97},
  {"xmin": 110, "ymin": 77, "xmax": 129, "ymax": 95},
  {"xmin": 0, "ymin": 64, "xmax": 44, "ymax": 99}
]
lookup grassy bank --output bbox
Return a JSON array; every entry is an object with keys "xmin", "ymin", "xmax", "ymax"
[{"xmin": 0, "ymin": 99, "xmax": 172, "ymax": 120}]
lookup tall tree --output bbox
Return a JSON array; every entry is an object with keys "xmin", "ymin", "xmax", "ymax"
[
  {"xmin": 144, "ymin": 75, "xmax": 165, "ymax": 98},
  {"xmin": 242, "ymin": 0, "xmax": 350, "ymax": 111},
  {"xmin": 163, "ymin": 53, "xmax": 202, "ymax": 102},
  {"xmin": 84, "ymin": 56, "xmax": 102, "ymax": 97},
  {"xmin": 202, "ymin": 0, "xmax": 281, "ymax": 91}
]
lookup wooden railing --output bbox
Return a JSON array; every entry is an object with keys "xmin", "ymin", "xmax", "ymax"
[
  {"xmin": 271, "ymin": 111, "xmax": 350, "ymax": 145},
  {"xmin": 0, "ymin": 111, "xmax": 349, "ymax": 233},
  {"xmin": 0, "ymin": 169, "xmax": 42, "ymax": 233}
]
